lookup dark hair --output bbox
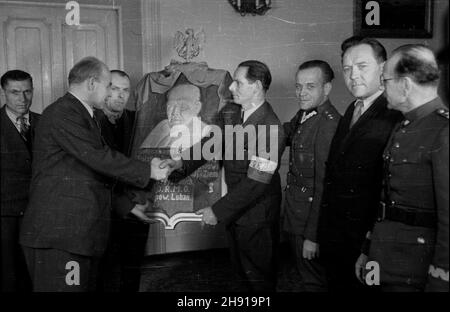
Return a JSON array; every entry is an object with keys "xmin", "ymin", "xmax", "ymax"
[
  {"xmin": 238, "ymin": 60, "xmax": 272, "ymax": 92},
  {"xmin": 341, "ymin": 36, "xmax": 387, "ymax": 63},
  {"xmin": 68, "ymin": 56, "xmax": 108, "ymax": 85},
  {"xmin": 392, "ymin": 44, "xmax": 440, "ymax": 86},
  {"xmin": 110, "ymin": 69, "xmax": 130, "ymax": 80},
  {"xmin": 1, "ymin": 70, "xmax": 33, "ymax": 89},
  {"xmin": 298, "ymin": 60, "xmax": 335, "ymax": 83}
]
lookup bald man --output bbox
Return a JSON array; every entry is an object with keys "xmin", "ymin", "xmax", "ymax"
[{"xmin": 356, "ymin": 44, "xmax": 448, "ymax": 292}]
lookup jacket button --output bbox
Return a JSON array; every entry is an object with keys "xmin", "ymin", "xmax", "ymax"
[
  {"xmin": 394, "ymin": 143, "xmax": 400, "ymax": 148},
  {"xmin": 308, "ymin": 197, "xmax": 313, "ymax": 202},
  {"xmin": 19, "ymin": 211, "xmax": 24, "ymax": 216}
]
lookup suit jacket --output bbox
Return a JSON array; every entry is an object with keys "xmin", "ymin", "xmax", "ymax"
[
  {"xmin": 19, "ymin": 93, "xmax": 151, "ymax": 257},
  {"xmin": 1, "ymin": 106, "xmax": 40, "ymax": 216},
  {"xmin": 94, "ymin": 109, "xmax": 137, "ymax": 218},
  {"xmin": 319, "ymin": 94, "xmax": 403, "ymax": 248},
  {"xmin": 179, "ymin": 102, "xmax": 285, "ymax": 227},
  {"xmin": 94, "ymin": 109, "xmax": 136, "ymax": 157},
  {"xmin": 283, "ymin": 100, "xmax": 340, "ymax": 241}
]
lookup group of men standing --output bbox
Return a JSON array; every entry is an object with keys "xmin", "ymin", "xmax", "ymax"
[
  {"xmin": 282, "ymin": 37, "xmax": 448, "ymax": 292},
  {"xmin": 1, "ymin": 35, "xmax": 448, "ymax": 292}
]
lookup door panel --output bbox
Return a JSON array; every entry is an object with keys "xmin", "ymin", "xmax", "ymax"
[{"xmin": 0, "ymin": 1, "xmax": 122, "ymax": 113}]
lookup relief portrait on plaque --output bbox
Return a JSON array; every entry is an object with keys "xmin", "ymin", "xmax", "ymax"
[{"xmin": 128, "ymin": 29, "xmax": 233, "ymax": 255}]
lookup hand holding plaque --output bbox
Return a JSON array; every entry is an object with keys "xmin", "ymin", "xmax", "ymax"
[{"xmin": 196, "ymin": 206, "xmax": 218, "ymax": 226}]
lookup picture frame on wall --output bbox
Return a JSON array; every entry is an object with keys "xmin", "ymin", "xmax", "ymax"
[{"xmin": 354, "ymin": 0, "xmax": 434, "ymax": 38}]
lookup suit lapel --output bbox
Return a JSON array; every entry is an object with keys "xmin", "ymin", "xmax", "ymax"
[
  {"xmin": 0, "ymin": 106, "xmax": 31, "ymax": 154},
  {"xmin": 242, "ymin": 102, "xmax": 269, "ymax": 127},
  {"xmin": 66, "ymin": 93, "xmax": 105, "ymax": 146},
  {"xmin": 340, "ymin": 94, "xmax": 387, "ymax": 152}
]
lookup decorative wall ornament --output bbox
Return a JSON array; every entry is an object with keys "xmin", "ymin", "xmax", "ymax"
[
  {"xmin": 173, "ymin": 28, "xmax": 205, "ymax": 63},
  {"xmin": 228, "ymin": 0, "xmax": 271, "ymax": 16}
]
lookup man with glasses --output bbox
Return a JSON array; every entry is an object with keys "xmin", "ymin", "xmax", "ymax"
[
  {"xmin": 356, "ymin": 44, "xmax": 448, "ymax": 292},
  {"xmin": 1, "ymin": 70, "xmax": 39, "ymax": 291},
  {"xmin": 318, "ymin": 36, "xmax": 402, "ymax": 291}
]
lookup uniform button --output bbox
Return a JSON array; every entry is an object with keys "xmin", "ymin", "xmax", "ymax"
[
  {"xmin": 417, "ymin": 237, "xmax": 425, "ymax": 244},
  {"xmin": 390, "ymin": 158, "xmax": 394, "ymax": 163},
  {"xmin": 391, "ymin": 201, "xmax": 395, "ymax": 205},
  {"xmin": 401, "ymin": 130, "xmax": 406, "ymax": 133},
  {"xmin": 388, "ymin": 174, "xmax": 392, "ymax": 178},
  {"xmin": 286, "ymin": 185, "xmax": 290, "ymax": 189},
  {"xmin": 402, "ymin": 159, "xmax": 407, "ymax": 163},
  {"xmin": 289, "ymin": 162, "xmax": 292, "ymax": 166},
  {"xmin": 19, "ymin": 211, "xmax": 24, "ymax": 216},
  {"xmin": 308, "ymin": 197, "xmax": 313, "ymax": 202},
  {"xmin": 394, "ymin": 143, "xmax": 400, "ymax": 148}
]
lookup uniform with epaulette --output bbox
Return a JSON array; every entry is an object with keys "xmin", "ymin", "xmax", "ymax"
[
  {"xmin": 367, "ymin": 97, "xmax": 449, "ymax": 292},
  {"xmin": 178, "ymin": 101, "xmax": 285, "ymax": 291},
  {"xmin": 283, "ymin": 99, "xmax": 340, "ymax": 291}
]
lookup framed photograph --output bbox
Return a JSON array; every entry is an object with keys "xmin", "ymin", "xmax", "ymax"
[{"xmin": 354, "ymin": 0, "xmax": 433, "ymax": 38}]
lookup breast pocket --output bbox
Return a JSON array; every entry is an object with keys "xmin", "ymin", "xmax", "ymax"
[
  {"xmin": 293, "ymin": 147, "xmax": 314, "ymax": 178},
  {"xmin": 390, "ymin": 151, "xmax": 429, "ymax": 185}
]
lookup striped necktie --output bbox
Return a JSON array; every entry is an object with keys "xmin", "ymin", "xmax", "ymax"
[{"xmin": 350, "ymin": 100, "xmax": 364, "ymax": 128}]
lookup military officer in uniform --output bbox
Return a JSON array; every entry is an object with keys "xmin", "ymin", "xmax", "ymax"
[
  {"xmin": 283, "ymin": 60, "xmax": 340, "ymax": 291},
  {"xmin": 356, "ymin": 44, "xmax": 449, "ymax": 292}
]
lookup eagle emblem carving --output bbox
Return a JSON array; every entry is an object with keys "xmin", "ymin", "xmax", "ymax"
[{"xmin": 173, "ymin": 28, "xmax": 205, "ymax": 63}]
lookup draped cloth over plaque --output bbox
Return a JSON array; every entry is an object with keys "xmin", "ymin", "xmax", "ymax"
[{"xmin": 129, "ymin": 62, "xmax": 233, "ymax": 255}]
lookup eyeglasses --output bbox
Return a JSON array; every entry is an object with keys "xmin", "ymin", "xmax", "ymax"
[{"xmin": 380, "ymin": 75, "xmax": 403, "ymax": 86}]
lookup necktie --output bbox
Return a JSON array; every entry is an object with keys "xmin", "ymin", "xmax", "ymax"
[
  {"xmin": 17, "ymin": 116, "xmax": 30, "ymax": 141},
  {"xmin": 350, "ymin": 100, "xmax": 364, "ymax": 128},
  {"xmin": 92, "ymin": 113, "xmax": 101, "ymax": 131}
]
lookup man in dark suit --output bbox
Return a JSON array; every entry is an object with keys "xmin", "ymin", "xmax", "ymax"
[
  {"xmin": 318, "ymin": 37, "xmax": 402, "ymax": 291},
  {"xmin": 164, "ymin": 60, "xmax": 285, "ymax": 291},
  {"xmin": 283, "ymin": 60, "xmax": 340, "ymax": 292},
  {"xmin": 19, "ymin": 57, "xmax": 169, "ymax": 292},
  {"xmin": 1, "ymin": 70, "xmax": 39, "ymax": 292},
  {"xmin": 95, "ymin": 70, "xmax": 151, "ymax": 292}
]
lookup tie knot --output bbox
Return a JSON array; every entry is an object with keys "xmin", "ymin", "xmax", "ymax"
[
  {"xmin": 355, "ymin": 100, "xmax": 364, "ymax": 108},
  {"xmin": 17, "ymin": 116, "xmax": 27, "ymax": 124}
]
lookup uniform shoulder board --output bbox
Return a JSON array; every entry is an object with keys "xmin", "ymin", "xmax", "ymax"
[{"xmin": 436, "ymin": 108, "xmax": 449, "ymax": 119}]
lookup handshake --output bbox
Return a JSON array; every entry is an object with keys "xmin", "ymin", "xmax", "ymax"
[{"xmin": 150, "ymin": 157, "xmax": 183, "ymax": 181}]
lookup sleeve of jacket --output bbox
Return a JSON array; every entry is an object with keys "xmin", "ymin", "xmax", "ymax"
[
  {"xmin": 212, "ymin": 122, "xmax": 285, "ymax": 223},
  {"xmin": 51, "ymin": 106, "xmax": 151, "ymax": 188},
  {"xmin": 112, "ymin": 189, "xmax": 136, "ymax": 218},
  {"xmin": 304, "ymin": 115, "xmax": 339, "ymax": 242},
  {"xmin": 426, "ymin": 125, "xmax": 449, "ymax": 292}
]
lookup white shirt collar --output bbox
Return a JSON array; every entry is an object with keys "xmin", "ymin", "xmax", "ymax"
[
  {"xmin": 69, "ymin": 91, "xmax": 94, "ymax": 118},
  {"xmin": 243, "ymin": 102, "xmax": 264, "ymax": 123},
  {"xmin": 357, "ymin": 90, "xmax": 383, "ymax": 115},
  {"xmin": 5, "ymin": 106, "xmax": 30, "ymax": 131}
]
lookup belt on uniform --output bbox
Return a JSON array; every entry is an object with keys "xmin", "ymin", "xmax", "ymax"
[{"xmin": 377, "ymin": 201, "xmax": 436, "ymax": 228}]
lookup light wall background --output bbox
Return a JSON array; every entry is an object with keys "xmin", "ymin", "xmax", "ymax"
[{"xmin": 4, "ymin": 0, "xmax": 448, "ymax": 118}]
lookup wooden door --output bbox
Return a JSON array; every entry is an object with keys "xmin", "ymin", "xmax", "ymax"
[{"xmin": 0, "ymin": 1, "xmax": 122, "ymax": 113}]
